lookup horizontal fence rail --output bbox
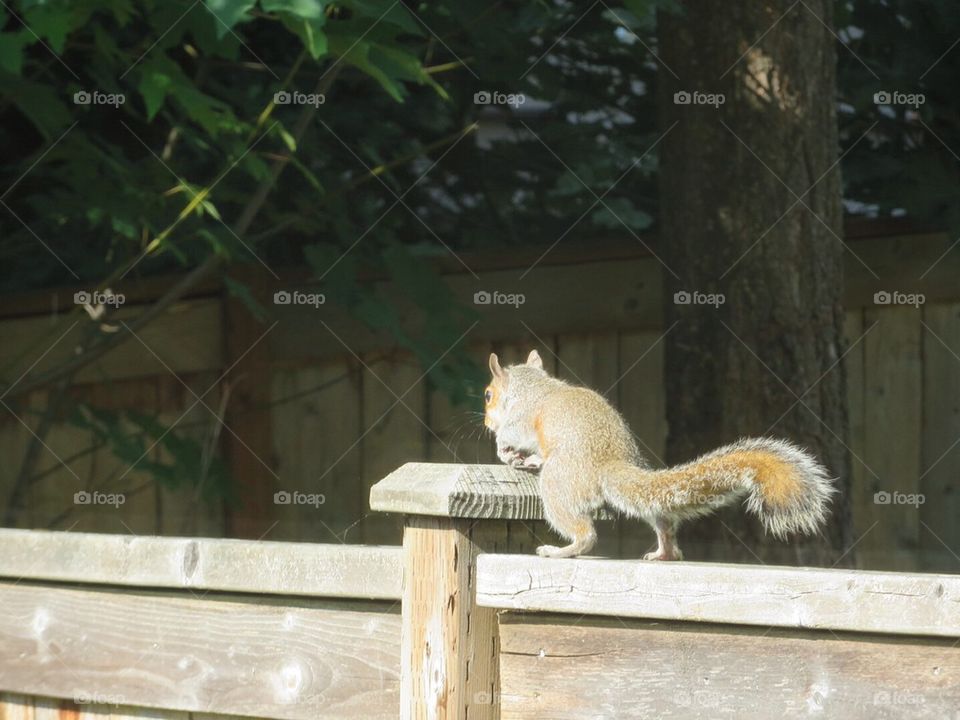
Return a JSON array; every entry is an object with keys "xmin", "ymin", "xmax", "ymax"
[
  {"xmin": 475, "ymin": 553, "xmax": 960, "ymax": 638},
  {"xmin": 0, "ymin": 528, "xmax": 403, "ymax": 720},
  {"xmin": 0, "ymin": 527, "xmax": 402, "ymax": 599}
]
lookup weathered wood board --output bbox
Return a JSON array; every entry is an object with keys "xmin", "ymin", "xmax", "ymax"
[
  {"xmin": 496, "ymin": 613, "xmax": 960, "ymax": 720},
  {"xmin": 0, "ymin": 581, "xmax": 400, "ymax": 720},
  {"xmin": 0, "ymin": 528, "xmax": 402, "ymax": 600},
  {"xmin": 476, "ymin": 554, "xmax": 960, "ymax": 638}
]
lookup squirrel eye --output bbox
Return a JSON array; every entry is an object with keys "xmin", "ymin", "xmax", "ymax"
[{"xmin": 484, "ymin": 389, "xmax": 493, "ymax": 403}]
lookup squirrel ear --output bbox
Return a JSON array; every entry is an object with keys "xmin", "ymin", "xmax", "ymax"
[
  {"xmin": 526, "ymin": 350, "xmax": 543, "ymax": 370},
  {"xmin": 489, "ymin": 353, "xmax": 504, "ymax": 378}
]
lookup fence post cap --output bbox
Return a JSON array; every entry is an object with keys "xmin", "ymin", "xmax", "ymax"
[{"xmin": 369, "ymin": 462, "xmax": 544, "ymax": 519}]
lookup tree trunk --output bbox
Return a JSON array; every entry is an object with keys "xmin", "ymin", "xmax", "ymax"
[{"xmin": 657, "ymin": 1, "xmax": 853, "ymax": 565}]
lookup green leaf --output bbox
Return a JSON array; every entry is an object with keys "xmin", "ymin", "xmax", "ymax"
[
  {"xmin": 262, "ymin": 0, "xmax": 326, "ymax": 19},
  {"xmin": 224, "ymin": 276, "xmax": 271, "ymax": 322},
  {"xmin": 23, "ymin": 4, "xmax": 72, "ymax": 54},
  {"xmin": 138, "ymin": 62, "xmax": 172, "ymax": 120},
  {"xmin": 279, "ymin": 12, "xmax": 327, "ymax": 58},
  {"xmin": 340, "ymin": 0, "xmax": 422, "ymax": 36},
  {"xmin": 4, "ymin": 75, "xmax": 72, "ymax": 137},
  {"xmin": 205, "ymin": 0, "xmax": 257, "ymax": 38},
  {"xmin": 0, "ymin": 31, "xmax": 31, "ymax": 75}
]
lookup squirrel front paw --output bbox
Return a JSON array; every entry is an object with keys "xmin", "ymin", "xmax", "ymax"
[
  {"xmin": 499, "ymin": 445, "xmax": 541, "ymax": 470},
  {"xmin": 519, "ymin": 454, "xmax": 543, "ymax": 470}
]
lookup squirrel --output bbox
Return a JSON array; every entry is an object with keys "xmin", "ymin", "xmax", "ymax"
[{"xmin": 483, "ymin": 350, "xmax": 835, "ymax": 560}]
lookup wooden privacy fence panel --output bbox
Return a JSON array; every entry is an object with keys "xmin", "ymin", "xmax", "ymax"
[
  {"xmin": 493, "ymin": 615, "xmax": 960, "ymax": 720},
  {"xmin": 2, "ymin": 232, "xmax": 960, "ymax": 570},
  {"xmin": 0, "ymin": 529, "xmax": 403, "ymax": 720}
]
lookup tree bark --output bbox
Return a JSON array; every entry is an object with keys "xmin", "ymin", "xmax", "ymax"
[{"xmin": 657, "ymin": 1, "xmax": 853, "ymax": 565}]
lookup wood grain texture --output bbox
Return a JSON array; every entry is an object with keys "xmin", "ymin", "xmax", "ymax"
[
  {"xmin": 476, "ymin": 554, "xmax": 960, "ymax": 637},
  {"xmin": 0, "ymin": 528, "xmax": 402, "ymax": 600},
  {"xmin": 0, "ymin": 581, "xmax": 400, "ymax": 720},
  {"xmin": 400, "ymin": 518, "xmax": 500, "ymax": 720},
  {"xmin": 1, "ymin": 690, "xmax": 255, "ymax": 720},
  {"xmin": 920, "ymin": 302, "xmax": 960, "ymax": 572},
  {"xmin": 270, "ymin": 361, "xmax": 364, "ymax": 544},
  {"xmin": 222, "ymin": 266, "xmax": 276, "ymax": 539},
  {"xmin": 863, "ymin": 305, "xmax": 923, "ymax": 569},
  {"xmin": 370, "ymin": 463, "xmax": 613, "ymax": 521},
  {"xmin": 844, "ymin": 309, "xmax": 867, "ymax": 567},
  {"xmin": 496, "ymin": 613, "xmax": 960, "ymax": 720},
  {"xmin": 360, "ymin": 356, "xmax": 425, "ymax": 545}
]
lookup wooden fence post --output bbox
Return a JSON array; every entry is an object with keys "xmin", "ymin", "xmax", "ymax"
[{"xmin": 369, "ymin": 463, "xmax": 546, "ymax": 720}]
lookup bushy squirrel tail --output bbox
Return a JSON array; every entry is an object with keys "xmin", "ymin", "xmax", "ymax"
[{"xmin": 606, "ymin": 438, "xmax": 835, "ymax": 537}]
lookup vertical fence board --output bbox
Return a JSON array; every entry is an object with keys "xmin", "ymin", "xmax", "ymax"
[
  {"xmin": 271, "ymin": 361, "xmax": 363, "ymax": 543},
  {"xmin": 844, "ymin": 309, "xmax": 867, "ymax": 566},
  {"xmin": 920, "ymin": 302, "xmax": 960, "ymax": 572},
  {"xmin": 862, "ymin": 305, "xmax": 923, "ymax": 570},
  {"xmin": 361, "ymin": 357, "xmax": 425, "ymax": 545}
]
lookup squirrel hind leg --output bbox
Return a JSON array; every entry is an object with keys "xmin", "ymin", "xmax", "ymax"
[
  {"xmin": 537, "ymin": 516, "xmax": 597, "ymax": 559},
  {"xmin": 643, "ymin": 516, "xmax": 684, "ymax": 561}
]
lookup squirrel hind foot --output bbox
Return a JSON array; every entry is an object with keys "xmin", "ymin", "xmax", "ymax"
[{"xmin": 643, "ymin": 547, "xmax": 684, "ymax": 561}]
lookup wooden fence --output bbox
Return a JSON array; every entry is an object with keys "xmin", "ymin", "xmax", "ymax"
[
  {"xmin": 1, "ymin": 229, "xmax": 960, "ymax": 570},
  {"xmin": 0, "ymin": 462, "xmax": 957, "ymax": 719}
]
